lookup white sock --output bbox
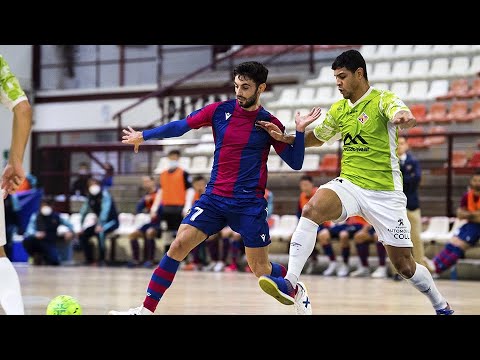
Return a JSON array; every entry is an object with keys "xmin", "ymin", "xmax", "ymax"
[
  {"xmin": 0, "ymin": 257, "xmax": 25, "ymax": 315},
  {"xmin": 406, "ymin": 263, "xmax": 447, "ymax": 311},
  {"xmin": 285, "ymin": 217, "xmax": 319, "ymax": 288}
]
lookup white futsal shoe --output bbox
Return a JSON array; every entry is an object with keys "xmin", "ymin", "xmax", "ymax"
[
  {"xmin": 108, "ymin": 305, "xmax": 153, "ymax": 315},
  {"xmin": 294, "ymin": 281, "xmax": 312, "ymax": 315}
]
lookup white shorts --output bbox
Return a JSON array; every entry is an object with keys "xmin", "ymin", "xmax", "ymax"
[
  {"xmin": 319, "ymin": 177, "xmax": 413, "ymax": 247},
  {"xmin": 0, "ymin": 194, "xmax": 6, "ymax": 246}
]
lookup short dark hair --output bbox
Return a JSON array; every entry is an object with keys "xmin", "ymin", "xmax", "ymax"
[
  {"xmin": 193, "ymin": 175, "xmax": 206, "ymax": 183},
  {"xmin": 332, "ymin": 49, "xmax": 368, "ymax": 81},
  {"xmin": 300, "ymin": 175, "xmax": 313, "ymax": 183},
  {"xmin": 168, "ymin": 149, "xmax": 181, "ymax": 157},
  {"xmin": 233, "ymin": 61, "xmax": 268, "ymax": 87}
]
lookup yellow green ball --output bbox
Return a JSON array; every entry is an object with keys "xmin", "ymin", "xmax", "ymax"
[{"xmin": 46, "ymin": 295, "xmax": 82, "ymax": 315}]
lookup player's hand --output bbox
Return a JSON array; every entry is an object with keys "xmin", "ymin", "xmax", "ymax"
[
  {"xmin": 256, "ymin": 121, "xmax": 284, "ymax": 141},
  {"xmin": 393, "ymin": 111, "xmax": 416, "ymax": 129},
  {"xmin": 1, "ymin": 161, "xmax": 26, "ymax": 198},
  {"xmin": 122, "ymin": 126, "xmax": 144, "ymax": 153},
  {"xmin": 295, "ymin": 106, "xmax": 322, "ymax": 132}
]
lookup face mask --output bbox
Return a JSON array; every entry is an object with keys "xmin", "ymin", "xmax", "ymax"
[
  {"xmin": 89, "ymin": 184, "xmax": 101, "ymax": 196},
  {"xmin": 168, "ymin": 160, "xmax": 179, "ymax": 169},
  {"xmin": 41, "ymin": 206, "xmax": 52, "ymax": 216}
]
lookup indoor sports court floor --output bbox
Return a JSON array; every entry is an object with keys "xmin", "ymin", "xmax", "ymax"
[{"xmin": 6, "ymin": 264, "xmax": 480, "ymax": 315}]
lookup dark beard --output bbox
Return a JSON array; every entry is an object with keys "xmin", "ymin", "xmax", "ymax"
[{"xmin": 238, "ymin": 89, "xmax": 258, "ymax": 109}]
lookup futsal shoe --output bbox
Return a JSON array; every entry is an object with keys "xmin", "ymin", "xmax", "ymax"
[
  {"xmin": 108, "ymin": 305, "xmax": 153, "ymax": 315},
  {"xmin": 258, "ymin": 275, "xmax": 295, "ymax": 305},
  {"xmin": 436, "ymin": 303, "xmax": 454, "ymax": 315},
  {"xmin": 294, "ymin": 281, "xmax": 312, "ymax": 315}
]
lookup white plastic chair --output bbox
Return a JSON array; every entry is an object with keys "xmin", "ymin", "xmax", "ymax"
[
  {"xmin": 420, "ymin": 216, "xmax": 451, "ymax": 243},
  {"xmin": 269, "ymin": 215, "xmax": 299, "ymax": 241},
  {"xmin": 433, "ymin": 218, "xmax": 467, "ymax": 244}
]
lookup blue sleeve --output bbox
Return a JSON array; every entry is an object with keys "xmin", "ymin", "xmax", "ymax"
[
  {"xmin": 79, "ymin": 201, "xmax": 88, "ymax": 226},
  {"xmin": 25, "ymin": 213, "xmax": 37, "ymax": 237},
  {"xmin": 277, "ymin": 131, "xmax": 305, "ymax": 170},
  {"xmin": 135, "ymin": 197, "xmax": 146, "ymax": 214},
  {"xmin": 99, "ymin": 192, "xmax": 113, "ymax": 224},
  {"xmin": 142, "ymin": 119, "xmax": 192, "ymax": 141},
  {"xmin": 11, "ymin": 194, "xmax": 21, "ymax": 211}
]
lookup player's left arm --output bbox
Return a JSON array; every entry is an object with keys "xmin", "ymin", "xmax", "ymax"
[
  {"xmin": 1, "ymin": 95, "xmax": 32, "ymax": 196},
  {"xmin": 392, "ymin": 110, "xmax": 417, "ymax": 129}
]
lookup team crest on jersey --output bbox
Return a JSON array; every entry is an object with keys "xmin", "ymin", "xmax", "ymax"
[{"xmin": 358, "ymin": 112, "xmax": 369, "ymax": 124}]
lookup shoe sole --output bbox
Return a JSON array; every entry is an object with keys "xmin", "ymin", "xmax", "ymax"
[
  {"xmin": 294, "ymin": 281, "xmax": 313, "ymax": 315},
  {"xmin": 258, "ymin": 277, "xmax": 294, "ymax": 305}
]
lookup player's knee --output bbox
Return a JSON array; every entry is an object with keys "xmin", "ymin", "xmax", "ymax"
[
  {"xmin": 392, "ymin": 258, "xmax": 415, "ymax": 278},
  {"xmin": 145, "ymin": 228, "xmax": 156, "ymax": 238},
  {"xmin": 354, "ymin": 232, "xmax": 368, "ymax": 243}
]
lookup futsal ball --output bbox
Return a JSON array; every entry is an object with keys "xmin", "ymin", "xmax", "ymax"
[{"xmin": 46, "ymin": 295, "xmax": 82, "ymax": 315}]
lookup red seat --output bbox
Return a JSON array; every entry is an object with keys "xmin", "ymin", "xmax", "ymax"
[
  {"xmin": 318, "ymin": 153, "xmax": 340, "ymax": 174},
  {"xmin": 437, "ymin": 78, "xmax": 469, "ymax": 100},
  {"xmin": 467, "ymin": 151, "xmax": 480, "ymax": 168},
  {"xmin": 425, "ymin": 126, "xmax": 447, "ymax": 146},
  {"xmin": 446, "ymin": 101, "xmax": 470, "ymax": 123},
  {"xmin": 425, "ymin": 102, "xmax": 449, "ymax": 123},
  {"xmin": 466, "ymin": 78, "xmax": 480, "ymax": 98},
  {"xmin": 451, "ymin": 150, "xmax": 468, "ymax": 168},
  {"xmin": 405, "ymin": 127, "xmax": 429, "ymax": 149},
  {"xmin": 466, "ymin": 101, "xmax": 480, "ymax": 122},
  {"xmin": 410, "ymin": 103, "xmax": 428, "ymax": 123}
]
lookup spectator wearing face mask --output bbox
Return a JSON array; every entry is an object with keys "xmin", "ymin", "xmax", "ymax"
[
  {"xmin": 78, "ymin": 178, "xmax": 119, "ymax": 266},
  {"xmin": 151, "ymin": 149, "xmax": 193, "ymax": 239},
  {"xmin": 23, "ymin": 199, "xmax": 75, "ymax": 265}
]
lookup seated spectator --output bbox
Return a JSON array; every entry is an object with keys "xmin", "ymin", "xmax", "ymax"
[
  {"xmin": 78, "ymin": 178, "xmax": 119, "ymax": 266},
  {"xmin": 317, "ymin": 216, "xmax": 367, "ymax": 277},
  {"xmin": 23, "ymin": 198, "xmax": 75, "ymax": 266},
  {"xmin": 424, "ymin": 171, "xmax": 480, "ymax": 277},
  {"xmin": 127, "ymin": 176, "xmax": 162, "ymax": 268},
  {"xmin": 351, "ymin": 224, "xmax": 387, "ymax": 278}
]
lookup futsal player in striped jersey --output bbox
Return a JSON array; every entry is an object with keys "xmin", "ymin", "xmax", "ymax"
[{"xmin": 109, "ymin": 61, "xmax": 321, "ymax": 315}]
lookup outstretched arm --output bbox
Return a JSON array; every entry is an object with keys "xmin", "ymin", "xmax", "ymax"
[
  {"xmin": 266, "ymin": 107, "xmax": 323, "ymax": 170},
  {"xmin": 1, "ymin": 100, "xmax": 32, "ymax": 197},
  {"xmin": 392, "ymin": 110, "xmax": 416, "ymax": 130},
  {"xmin": 122, "ymin": 119, "xmax": 192, "ymax": 153}
]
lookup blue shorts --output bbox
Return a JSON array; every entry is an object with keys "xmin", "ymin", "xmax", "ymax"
[
  {"xmin": 139, "ymin": 221, "xmax": 161, "ymax": 233},
  {"xmin": 455, "ymin": 222, "xmax": 480, "ymax": 246},
  {"xmin": 181, "ymin": 193, "xmax": 270, "ymax": 248},
  {"xmin": 329, "ymin": 223, "xmax": 363, "ymax": 238}
]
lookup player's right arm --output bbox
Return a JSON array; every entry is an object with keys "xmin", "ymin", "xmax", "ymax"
[{"xmin": 122, "ymin": 104, "xmax": 215, "ymax": 153}]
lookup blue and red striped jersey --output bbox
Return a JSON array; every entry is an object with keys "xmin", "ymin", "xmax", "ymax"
[{"xmin": 186, "ymin": 99, "xmax": 289, "ymax": 199}]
